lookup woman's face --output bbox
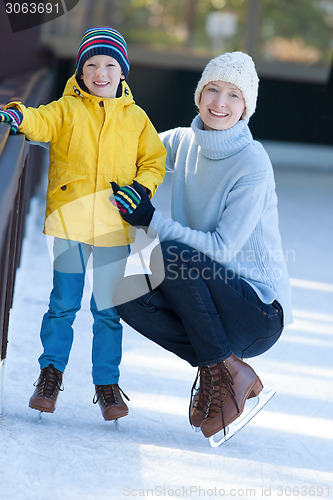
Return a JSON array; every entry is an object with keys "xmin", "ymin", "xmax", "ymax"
[{"xmin": 199, "ymin": 80, "xmax": 245, "ymax": 131}]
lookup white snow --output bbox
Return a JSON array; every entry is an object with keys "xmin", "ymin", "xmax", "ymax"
[{"xmin": 1, "ymin": 147, "xmax": 333, "ymax": 500}]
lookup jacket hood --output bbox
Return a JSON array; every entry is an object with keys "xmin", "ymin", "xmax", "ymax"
[{"xmin": 62, "ymin": 73, "xmax": 135, "ymax": 106}]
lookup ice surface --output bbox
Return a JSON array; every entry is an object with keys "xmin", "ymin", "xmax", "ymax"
[{"xmin": 1, "ymin": 151, "xmax": 333, "ymax": 499}]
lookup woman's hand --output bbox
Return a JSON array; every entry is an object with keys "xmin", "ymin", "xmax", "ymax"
[{"xmin": 110, "ymin": 180, "xmax": 155, "ymax": 228}]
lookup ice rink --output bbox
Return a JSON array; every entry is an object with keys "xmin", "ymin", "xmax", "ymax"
[{"xmin": 1, "ymin": 141, "xmax": 333, "ymax": 499}]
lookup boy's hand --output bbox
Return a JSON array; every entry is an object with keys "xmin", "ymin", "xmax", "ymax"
[
  {"xmin": 110, "ymin": 180, "xmax": 155, "ymax": 228},
  {"xmin": 0, "ymin": 109, "xmax": 23, "ymax": 134},
  {"xmin": 111, "ymin": 182, "xmax": 142, "ymax": 214}
]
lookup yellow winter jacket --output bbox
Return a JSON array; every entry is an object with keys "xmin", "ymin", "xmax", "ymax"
[{"xmin": 6, "ymin": 75, "xmax": 166, "ymax": 246}]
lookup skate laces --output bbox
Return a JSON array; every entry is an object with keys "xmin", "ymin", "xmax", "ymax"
[
  {"xmin": 93, "ymin": 384, "xmax": 130, "ymax": 407},
  {"xmin": 33, "ymin": 364, "xmax": 63, "ymax": 399},
  {"xmin": 206, "ymin": 363, "xmax": 240, "ymax": 433},
  {"xmin": 190, "ymin": 367, "xmax": 213, "ymax": 418}
]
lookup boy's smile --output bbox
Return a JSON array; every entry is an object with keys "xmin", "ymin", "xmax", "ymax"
[{"xmin": 81, "ymin": 54, "xmax": 125, "ymax": 99}]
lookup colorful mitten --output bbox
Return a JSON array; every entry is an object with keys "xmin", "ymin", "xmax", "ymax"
[
  {"xmin": 110, "ymin": 180, "xmax": 155, "ymax": 227},
  {"xmin": 0, "ymin": 109, "xmax": 23, "ymax": 134}
]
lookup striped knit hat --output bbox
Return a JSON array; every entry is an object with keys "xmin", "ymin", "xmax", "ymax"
[{"xmin": 76, "ymin": 27, "xmax": 130, "ymax": 79}]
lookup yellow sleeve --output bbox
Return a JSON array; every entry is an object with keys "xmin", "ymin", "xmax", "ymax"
[
  {"xmin": 134, "ymin": 115, "xmax": 166, "ymax": 198},
  {"xmin": 5, "ymin": 99, "xmax": 69, "ymax": 143}
]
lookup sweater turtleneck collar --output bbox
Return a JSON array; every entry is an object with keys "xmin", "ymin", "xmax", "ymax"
[{"xmin": 191, "ymin": 114, "xmax": 253, "ymax": 160}]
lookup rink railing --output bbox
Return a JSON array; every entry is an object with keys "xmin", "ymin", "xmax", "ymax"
[{"xmin": 0, "ymin": 68, "xmax": 52, "ymax": 411}]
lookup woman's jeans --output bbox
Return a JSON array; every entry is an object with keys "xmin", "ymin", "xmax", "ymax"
[
  {"xmin": 39, "ymin": 238, "xmax": 129, "ymax": 384},
  {"xmin": 116, "ymin": 241, "xmax": 284, "ymax": 367}
]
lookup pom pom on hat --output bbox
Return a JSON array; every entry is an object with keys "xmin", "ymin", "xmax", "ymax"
[
  {"xmin": 194, "ymin": 52, "xmax": 259, "ymax": 120},
  {"xmin": 76, "ymin": 27, "xmax": 130, "ymax": 79}
]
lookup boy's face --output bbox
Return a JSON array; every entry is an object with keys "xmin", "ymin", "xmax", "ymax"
[
  {"xmin": 81, "ymin": 55, "xmax": 125, "ymax": 99},
  {"xmin": 199, "ymin": 81, "xmax": 245, "ymax": 131}
]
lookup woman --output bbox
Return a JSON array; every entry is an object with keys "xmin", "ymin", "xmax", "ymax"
[{"xmin": 110, "ymin": 51, "xmax": 292, "ymax": 440}]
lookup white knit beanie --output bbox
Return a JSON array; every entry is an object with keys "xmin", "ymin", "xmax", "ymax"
[{"xmin": 194, "ymin": 51, "xmax": 259, "ymax": 120}]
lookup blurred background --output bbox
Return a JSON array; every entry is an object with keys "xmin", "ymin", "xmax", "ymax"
[{"xmin": 0, "ymin": 0, "xmax": 332, "ymax": 143}]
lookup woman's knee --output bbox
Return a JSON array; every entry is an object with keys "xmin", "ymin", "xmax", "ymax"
[
  {"xmin": 156, "ymin": 242, "xmax": 201, "ymax": 277},
  {"xmin": 159, "ymin": 240, "xmax": 191, "ymax": 261},
  {"xmin": 115, "ymin": 295, "xmax": 148, "ymax": 324}
]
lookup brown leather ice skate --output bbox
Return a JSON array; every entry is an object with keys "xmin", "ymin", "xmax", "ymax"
[
  {"xmin": 29, "ymin": 364, "xmax": 63, "ymax": 413},
  {"xmin": 93, "ymin": 384, "xmax": 129, "ymax": 421},
  {"xmin": 200, "ymin": 354, "xmax": 263, "ymax": 438}
]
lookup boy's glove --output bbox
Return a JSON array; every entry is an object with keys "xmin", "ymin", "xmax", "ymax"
[
  {"xmin": 0, "ymin": 109, "xmax": 23, "ymax": 134},
  {"xmin": 110, "ymin": 180, "xmax": 155, "ymax": 228}
]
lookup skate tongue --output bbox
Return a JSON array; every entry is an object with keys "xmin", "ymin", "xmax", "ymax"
[{"xmin": 208, "ymin": 389, "xmax": 276, "ymax": 447}]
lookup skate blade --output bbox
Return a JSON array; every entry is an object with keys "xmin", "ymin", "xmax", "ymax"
[
  {"xmin": 208, "ymin": 389, "xmax": 276, "ymax": 448},
  {"xmin": 38, "ymin": 411, "xmax": 43, "ymax": 422}
]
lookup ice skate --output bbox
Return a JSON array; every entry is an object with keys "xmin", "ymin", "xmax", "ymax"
[
  {"xmin": 200, "ymin": 355, "xmax": 270, "ymax": 445},
  {"xmin": 189, "ymin": 366, "xmax": 212, "ymax": 428},
  {"xmin": 29, "ymin": 364, "xmax": 63, "ymax": 414},
  {"xmin": 93, "ymin": 384, "xmax": 129, "ymax": 423}
]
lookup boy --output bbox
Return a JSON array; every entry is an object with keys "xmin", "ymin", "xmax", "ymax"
[{"xmin": 0, "ymin": 27, "xmax": 166, "ymax": 421}]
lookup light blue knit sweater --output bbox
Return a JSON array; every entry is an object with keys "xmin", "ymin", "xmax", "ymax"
[{"xmin": 150, "ymin": 115, "xmax": 293, "ymax": 326}]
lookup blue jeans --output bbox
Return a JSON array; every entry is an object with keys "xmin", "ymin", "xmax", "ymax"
[
  {"xmin": 116, "ymin": 241, "xmax": 284, "ymax": 367},
  {"xmin": 39, "ymin": 238, "xmax": 129, "ymax": 384}
]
